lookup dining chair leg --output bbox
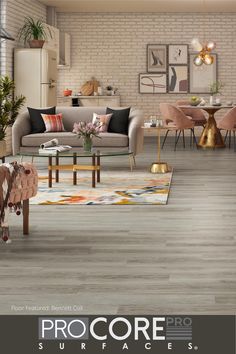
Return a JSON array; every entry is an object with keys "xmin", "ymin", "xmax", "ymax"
[
  {"xmin": 224, "ymin": 130, "xmax": 228, "ymax": 143},
  {"xmin": 161, "ymin": 130, "xmax": 169, "ymax": 149},
  {"xmin": 174, "ymin": 130, "xmax": 181, "ymax": 151},
  {"xmin": 190, "ymin": 129, "xmax": 192, "ymax": 147},
  {"xmin": 182, "ymin": 130, "xmax": 185, "ymax": 148},
  {"xmin": 191, "ymin": 128, "xmax": 198, "ymax": 149},
  {"xmin": 174, "ymin": 130, "xmax": 177, "ymax": 149},
  {"xmin": 229, "ymin": 130, "xmax": 232, "ymax": 149}
]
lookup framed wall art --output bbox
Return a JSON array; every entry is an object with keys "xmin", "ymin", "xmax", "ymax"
[
  {"xmin": 147, "ymin": 44, "xmax": 167, "ymax": 73},
  {"xmin": 168, "ymin": 65, "xmax": 188, "ymax": 93},
  {"xmin": 139, "ymin": 73, "xmax": 167, "ymax": 94},
  {"xmin": 189, "ymin": 53, "xmax": 217, "ymax": 93},
  {"xmin": 168, "ymin": 44, "xmax": 188, "ymax": 65}
]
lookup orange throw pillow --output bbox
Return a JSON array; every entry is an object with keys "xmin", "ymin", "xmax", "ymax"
[{"xmin": 41, "ymin": 113, "xmax": 65, "ymax": 132}]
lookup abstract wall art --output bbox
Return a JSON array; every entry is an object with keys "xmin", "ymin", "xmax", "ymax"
[
  {"xmin": 168, "ymin": 44, "xmax": 188, "ymax": 65},
  {"xmin": 147, "ymin": 44, "xmax": 167, "ymax": 73},
  {"xmin": 139, "ymin": 73, "xmax": 167, "ymax": 93},
  {"xmin": 168, "ymin": 65, "xmax": 188, "ymax": 93},
  {"xmin": 189, "ymin": 53, "xmax": 217, "ymax": 93}
]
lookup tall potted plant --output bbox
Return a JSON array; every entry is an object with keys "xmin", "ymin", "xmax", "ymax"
[
  {"xmin": 0, "ymin": 76, "xmax": 25, "ymax": 157},
  {"xmin": 18, "ymin": 17, "xmax": 52, "ymax": 48}
]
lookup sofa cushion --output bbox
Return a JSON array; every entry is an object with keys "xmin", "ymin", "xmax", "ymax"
[
  {"xmin": 28, "ymin": 106, "xmax": 56, "ymax": 133},
  {"xmin": 107, "ymin": 107, "xmax": 130, "ymax": 135},
  {"xmin": 41, "ymin": 113, "xmax": 65, "ymax": 132},
  {"xmin": 92, "ymin": 113, "xmax": 113, "ymax": 132},
  {"xmin": 22, "ymin": 132, "xmax": 128, "ymax": 148}
]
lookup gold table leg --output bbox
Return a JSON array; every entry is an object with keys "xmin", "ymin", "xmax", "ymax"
[
  {"xmin": 150, "ymin": 127, "xmax": 171, "ymax": 174},
  {"xmin": 198, "ymin": 112, "xmax": 225, "ymax": 148}
]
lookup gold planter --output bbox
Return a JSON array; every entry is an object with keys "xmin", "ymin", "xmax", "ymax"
[{"xmin": 0, "ymin": 140, "xmax": 6, "ymax": 158}]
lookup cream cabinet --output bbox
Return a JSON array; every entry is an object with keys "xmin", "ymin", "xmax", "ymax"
[
  {"xmin": 72, "ymin": 95, "xmax": 121, "ymax": 107},
  {"xmin": 59, "ymin": 32, "xmax": 71, "ymax": 67},
  {"xmin": 43, "ymin": 24, "xmax": 60, "ymax": 65}
]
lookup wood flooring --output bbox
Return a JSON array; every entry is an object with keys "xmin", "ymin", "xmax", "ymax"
[{"xmin": 0, "ymin": 137, "xmax": 235, "ymax": 315}]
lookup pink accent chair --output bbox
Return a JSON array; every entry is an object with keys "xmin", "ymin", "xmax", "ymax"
[
  {"xmin": 176, "ymin": 100, "xmax": 207, "ymax": 127},
  {"xmin": 217, "ymin": 107, "xmax": 236, "ymax": 148},
  {"xmin": 160, "ymin": 103, "xmax": 197, "ymax": 150}
]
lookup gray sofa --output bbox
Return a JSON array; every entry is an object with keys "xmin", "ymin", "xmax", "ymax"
[{"xmin": 12, "ymin": 106, "xmax": 144, "ymax": 155}]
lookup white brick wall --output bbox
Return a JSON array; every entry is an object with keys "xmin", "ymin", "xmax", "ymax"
[
  {"xmin": 0, "ymin": 0, "xmax": 46, "ymax": 154},
  {"xmin": 1, "ymin": 0, "xmax": 46, "ymax": 77},
  {"xmin": 57, "ymin": 12, "xmax": 236, "ymax": 120}
]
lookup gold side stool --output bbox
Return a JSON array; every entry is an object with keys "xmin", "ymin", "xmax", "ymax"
[{"xmin": 142, "ymin": 125, "xmax": 172, "ymax": 174}]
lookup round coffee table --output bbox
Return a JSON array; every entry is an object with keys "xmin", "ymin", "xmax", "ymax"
[{"xmin": 19, "ymin": 150, "xmax": 135, "ymax": 188}]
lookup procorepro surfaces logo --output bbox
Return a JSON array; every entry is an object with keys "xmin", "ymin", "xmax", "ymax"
[
  {"xmin": 0, "ymin": 315, "xmax": 234, "ymax": 353},
  {"xmin": 38, "ymin": 316, "xmax": 194, "ymax": 352}
]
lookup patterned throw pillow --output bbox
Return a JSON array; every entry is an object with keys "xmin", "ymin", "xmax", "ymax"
[
  {"xmin": 92, "ymin": 113, "xmax": 113, "ymax": 132},
  {"xmin": 41, "ymin": 113, "xmax": 65, "ymax": 132}
]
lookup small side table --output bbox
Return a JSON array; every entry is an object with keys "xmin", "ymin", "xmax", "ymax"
[{"xmin": 142, "ymin": 126, "xmax": 172, "ymax": 173}]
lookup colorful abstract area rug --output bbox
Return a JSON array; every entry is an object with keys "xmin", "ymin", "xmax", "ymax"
[{"xmin": 30, "ymin": 171, "xmax": 173, "ymax": 205}]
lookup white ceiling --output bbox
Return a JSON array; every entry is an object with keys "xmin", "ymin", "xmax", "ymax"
[{"xmin": 39, "ymin": 0, "xmax": 236, "ymax": 13}]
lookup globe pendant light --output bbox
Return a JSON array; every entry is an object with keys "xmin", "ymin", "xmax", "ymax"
[
  {"xmin": 193, "ymin": 54, "xmax": 203, "ymax": 66},
  {"xmin": 192, "ymin": 40, "xmax": 215, "ymax": 66},
  {"xmin": 191, "ymin": 1, "xmax": 216, "ymax": 66},
  {"xmin": 203, "ymin": 52, "xmax": 214, "ymax": 65}
]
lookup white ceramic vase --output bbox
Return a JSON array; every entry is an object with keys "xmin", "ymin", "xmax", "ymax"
[{"xmin": 209, "ymin": 95, "xmax": 214, "ymax": 105}]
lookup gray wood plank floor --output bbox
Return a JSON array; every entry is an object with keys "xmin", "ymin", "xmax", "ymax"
[{"xmin": 0, "ymin": 136, "xmax": 236, "ymax": 315}]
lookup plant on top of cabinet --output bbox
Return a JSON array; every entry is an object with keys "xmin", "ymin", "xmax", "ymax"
[{"xmin": 18, "ymin": 17, "xmax": 52, "ymax": 48}]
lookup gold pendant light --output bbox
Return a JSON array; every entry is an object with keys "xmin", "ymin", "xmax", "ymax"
[
  {"xmin": 191, "ymin": 39, "xmax": 215, "ymax": 66},
  {"xmin": 191, "ymin": 0, "xmax": 216, "ymax": 66}
]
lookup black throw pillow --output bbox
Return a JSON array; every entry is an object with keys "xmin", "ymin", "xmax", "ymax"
[
  {"xmin": 107, "ymin": 107, "xmax": 130, "ymax": 135},
  {"xmin": 28, "ymin": 106, "xmax": 56, "ymax": 133}
]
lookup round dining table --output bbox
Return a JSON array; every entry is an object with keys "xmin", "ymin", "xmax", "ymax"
[{"xmin": 179, "ymin": 105, "xmax": 233, "ymax": 149}]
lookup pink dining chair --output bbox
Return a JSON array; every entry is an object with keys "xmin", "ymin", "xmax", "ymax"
[
  {"xmin": 160, "ymin": 103, "xmax": 197, "ymax": 151},
  {"xmin": 176, "ymin": 100, "xmax": 207, "ymax": 127},
  {"xmin": 217, "ymin": 106, "xmax": 236, "ymax": 148}
]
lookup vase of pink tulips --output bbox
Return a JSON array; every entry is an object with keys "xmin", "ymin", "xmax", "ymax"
[{"xmin": 73, "ymin": 121, "xmax": 101, "ymax": 152}]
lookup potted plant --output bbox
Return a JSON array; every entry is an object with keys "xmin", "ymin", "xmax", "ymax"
[
  {"xmin": 18, "ymin": 17, "xmax": 52, "ymax": 48},
  {"xmin": 73, "ymin": 122, "xmax": 101, "ymax": 152},
  {"xmin": 209, "ymin": 81, "xmax": 224, "ymax": 105},
  {"xmin": 0, "ymin": 76, "xmax": 25, "ymax": 157}
]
